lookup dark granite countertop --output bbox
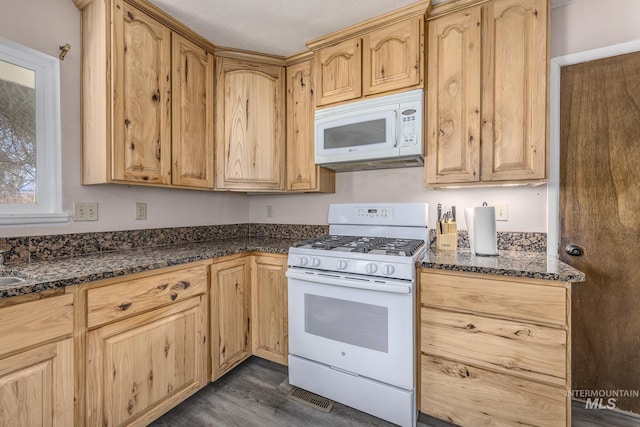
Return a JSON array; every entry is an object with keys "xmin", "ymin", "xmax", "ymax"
[
  {"xmin": 0, "ymin": 237, "xmax": 295, "ymax": 299},
  {"xmin": 1, "ymin": 239, "xmax": 586, "ymax": 299},
  {"xmin": 419, "ymin": 249, "xmax": 585, "ymax": 282}
]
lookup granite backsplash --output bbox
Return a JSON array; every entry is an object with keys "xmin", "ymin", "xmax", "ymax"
[{"xmin": 0, "ymin": 224, "xmax": 545, "ymax": 266}]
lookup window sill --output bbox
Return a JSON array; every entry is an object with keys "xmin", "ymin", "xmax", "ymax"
[{"xmin": 0, "ymin": 212, "xmax": 70, "ymax": 225}]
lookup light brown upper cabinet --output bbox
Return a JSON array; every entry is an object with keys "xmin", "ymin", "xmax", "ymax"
[
  {"xmin": 308, "ymin": 1, "xmax": 429, "ymax": 107},
  {"xmin": 314, "ymin": 38, "xmax": 363, "ymax": 106},
  {"xmin": 285, "ymin": 56, "xmax": 335, "ymax": 192},
  {"xmin": 215, "ymin": 56, "xmax": 286, "ymax": 191},
  {"xmin": 171, "ymin": 35, "xmax": 215, "ymax": 188},
  {"xmin": 75, "ymin": 0, "xmax": 215, "ymax": 189},
  {"xmin": 363, "ymin": 18, "xmax": 423, "ymax": 96},
  {"xmin": 426, "ymin": 0, "xmax": 548, "ymax": 186},
  {"xmin": 426, "ymin": 5, "xmax": 482, "ymax": 184}
]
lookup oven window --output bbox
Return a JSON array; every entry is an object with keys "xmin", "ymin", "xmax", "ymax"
[
  {"xmin": 323, "ymin": 118, "xmax": 386, "ymax": 149},
  {"xmin": 304, "ymin": 294, "xmax": 388, "ymax": 353}
]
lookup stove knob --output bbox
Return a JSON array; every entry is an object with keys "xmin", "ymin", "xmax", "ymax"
[
  {"xmin": 382, "ymin": 264, "xmax": 395, "ymax": 275},
  {"xmin": 365, "ymin": 263, "xmax": 378, "ymax": 274},
  {"xmin": 298, "ymin": 256, "xmax": 309, "ymax": 267},
  {"xmin": 311, "ymin": 257, "xmax": 321, "ymax": 268},
  {"xmin": 336, "ymin": 259, "xmax": 348, "ymax": 270}
]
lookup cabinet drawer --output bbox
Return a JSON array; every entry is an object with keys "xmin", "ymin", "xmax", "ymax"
[
  {"xmin": 0, "ymin": 294, "xmax": 73, "ymax": 356},
  {"xmin": 421, "ymin": 355, "xmax": 567, "ymax": 427},
  {"xmin": 420, "ymin": 271, "xmax": 567, "ymax": 325},
  {"xmin": 88, "ymin": 265, "xmax": 207, "ymax": 328},
  {"xmin": 421, "ymin": 307, "xmax": 566, "ymax": 386}
]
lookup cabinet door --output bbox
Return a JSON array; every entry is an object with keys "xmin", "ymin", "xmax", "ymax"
[
  {"xmin": 251, "ymin": 255, "xmax": 288, "ymax": 365},
  {"xmin": 363, "ymin": 18, "xmax": 423, "ymax": 96},
  {"xmin": 210, "ymin": 256, "xmax": 251, "ymax": 379},
  {"xmin": 0, "ymin": 339, "xmax": 73, "ymax": 427},
  {"xmin": 286, "ymin": 59, "xmax": 335, "ymax": 193},
  {"xmin": 113, "ymin": 1, "xmax": 172, "ymax": 184},
  {"xmin": 481, "ymin": 0, "xmax": 548, "ymax": 181},
  {"xmin": 86, "ymin": 297, "xmax": 208, "ymax": 427},
  {"xmin": 215, "ymin": 57, "xmax": 285, "ymax": 191},
  {"xmin": 314, "ymin": 38, "xmax": 362, "ymax": 106},
  {"xmin": 426, "ymin": 6, "xmax": 481, "ymax": 185},
  {"xmin": 171, "ymin": 34, "xmax": 214, "ymax": 188}
]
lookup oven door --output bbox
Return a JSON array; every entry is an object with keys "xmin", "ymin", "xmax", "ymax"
[{"xmin": 287, "ymin": 268, "xmax": 415, "ymax": 390}]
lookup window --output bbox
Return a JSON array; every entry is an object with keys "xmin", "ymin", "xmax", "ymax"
[{"xmin": 0, "ymin": 36, "xmax": 67, "ymax": 224}]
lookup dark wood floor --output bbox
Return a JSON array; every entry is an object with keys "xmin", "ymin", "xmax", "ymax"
[{"xmin": 151, "ymin": 357, "xmax": 640, "ymax": 427}]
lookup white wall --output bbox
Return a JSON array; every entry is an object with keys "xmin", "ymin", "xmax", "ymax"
[
  {"xmin": 551, "ymin": 0, "xmax": 640, "ymax": 57},
  {"xmin": 0, "ymin": 0, "xmax": 249, "ymax": 238},
  {"xmin": 249, "ymin": 168, "xmax": 548, "ymax": 232}
]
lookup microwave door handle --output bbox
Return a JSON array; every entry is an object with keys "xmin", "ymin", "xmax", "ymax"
[{"xmin": 394, "ymin": 110, "xmax": 399, "ymax": 147}]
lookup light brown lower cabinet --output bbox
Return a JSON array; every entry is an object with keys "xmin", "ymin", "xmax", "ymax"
[
  {"xmin": 251, "ymin": 254, "xmax": 288, "ymax": 365},
  {"xmin": 210, "ymin": 255, "xmax": 252, "ymax": 380},
  {"xmin": 418, "ymin": 269, "xmax": 572, "ymax": 427},
  {"xmin": 84, "ymin": 265, "xmax": 209, "ymax": 427},
  {"xmin": 0, "ymin": 294, "xmax": 74, "ymax": 427}
]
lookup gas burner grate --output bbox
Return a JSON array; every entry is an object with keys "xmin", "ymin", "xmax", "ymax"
[{"xmin": 293, "ymin": 236, "xmax": 425, "ymax": 257}]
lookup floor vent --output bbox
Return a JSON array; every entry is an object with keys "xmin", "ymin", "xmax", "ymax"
[{"xmin": 287, "ymin": 386, "xmax": 335, "ymax": 413}]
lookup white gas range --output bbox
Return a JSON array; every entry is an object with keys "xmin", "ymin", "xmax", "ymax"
[{"xmin": 287, "ymin": 203, "xmax": 428, "ymax": 427}]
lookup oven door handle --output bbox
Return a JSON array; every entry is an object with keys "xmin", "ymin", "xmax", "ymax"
[{"xmin": 286, "ymin": 270, "xmax": 411, "ymax": 294}]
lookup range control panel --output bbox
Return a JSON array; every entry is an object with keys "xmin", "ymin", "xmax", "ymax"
[{"xmin": 355, "ymin": 207, "xmax": 394, "ymax": 219}]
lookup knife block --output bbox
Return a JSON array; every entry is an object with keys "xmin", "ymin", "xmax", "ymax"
[{"xmin": 436, "ymin": 222, "xmax": 457, "ymax": 251}]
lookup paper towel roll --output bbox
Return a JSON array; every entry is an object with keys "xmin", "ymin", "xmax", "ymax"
[{"xmin": 465, "ymin": 206, "xmax": 498, "ymax": 256}]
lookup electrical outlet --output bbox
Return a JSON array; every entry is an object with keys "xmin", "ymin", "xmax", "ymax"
[
  {"xmin": 495, "ymin": 203, "xmax": 508, "ymax": 221},
  {"xmin": 74, "ymin": 202, "xmax": 98, "ymax": 221},
  {"xmin": 266, "ymin": 205, "xmax": 273, "ymax": 218},
  {"xmin": 136, "ymin": 202, "xmax": 147, "ymax": 220}
]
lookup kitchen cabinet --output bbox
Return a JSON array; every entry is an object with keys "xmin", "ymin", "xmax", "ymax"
[
  {"xmin": 85, "ymin": 265, "xmax": 208, "ymax": 427},
  {"xmin": 309, "ymin": 2, "xmax": 429, "ymax": 107},
  {"xmin": 362, "ymin": 18, "xmax": 424, "ymax": 96},
  {"xmin": 215, "ymin": 56, "xmax": 285, "ymax": 191},
  {"xmin": 285, "ymin": 56, "xmax": 335, "ymax": 192},
  {"xmin": 0, "ymin": 294, "xmax": 74, "ymax": 427},
  {"xmin": 251, "ymin": 254, "xmax": 288, "ymax": 365},
  {"xmin": 418, "ymin": 270, "xmax": 571, "ymax": 426},
  {"xmin": 426, "ymin": 5, "xmax": 481, "ymax": 184},
  {"xmin": 75, "ymin": 0, "xmax": 215, "ymax": 189},
  {"xmin": 210, "ymin": 255, "xmax": 252, "ymax": 379},
  {"xmin": 314, "ymin": 38, "xmax": 362, "ymax": 106},
  {"xmin": 171, "ymin": 35, "xmax": 215, "ymax": 188},
  {"xmin": 426, "ymin": 0, "xmax": 548, "ymax": 186}
]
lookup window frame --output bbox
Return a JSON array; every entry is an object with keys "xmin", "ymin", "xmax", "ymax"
[{"xmin": 0, "ymin": 36, "xmax": 67, "ymax": 225}]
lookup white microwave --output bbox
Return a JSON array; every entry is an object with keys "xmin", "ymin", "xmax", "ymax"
[{"xmin": 314, "ymin": 89, "xmax": 423, "ymax": 171}]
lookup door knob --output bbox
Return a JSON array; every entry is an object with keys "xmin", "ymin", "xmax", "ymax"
[{"xmin": 565, "ymin": 244, "xmax": 583, "ymax": 257}]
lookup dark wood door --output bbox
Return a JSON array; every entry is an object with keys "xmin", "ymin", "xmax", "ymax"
[{"xmin": 560, "ymin": 51, "xmax": 640, "ymax": 413}]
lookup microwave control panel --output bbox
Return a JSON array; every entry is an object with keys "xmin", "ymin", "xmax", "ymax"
[{"xmin": 400, "ymin": 108, "xmax": 418, "ymax": 146}]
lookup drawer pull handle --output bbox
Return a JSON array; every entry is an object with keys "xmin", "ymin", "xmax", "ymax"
[
  {"xmin": 118, "ymin": 302, "xmax": 132, "ymax": 311},
  {"xmin": 465, "ymin": 323, "xmax": 476, "ymax": 330}
]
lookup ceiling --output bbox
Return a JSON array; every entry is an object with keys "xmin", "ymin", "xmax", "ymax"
[
  {"xmin": 148, "ymin": 0, "xmax": 427, "ymax": 56},
  {"xmin": 147, "ymin": 0, "xmax": 569, "ymax": 57}
]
